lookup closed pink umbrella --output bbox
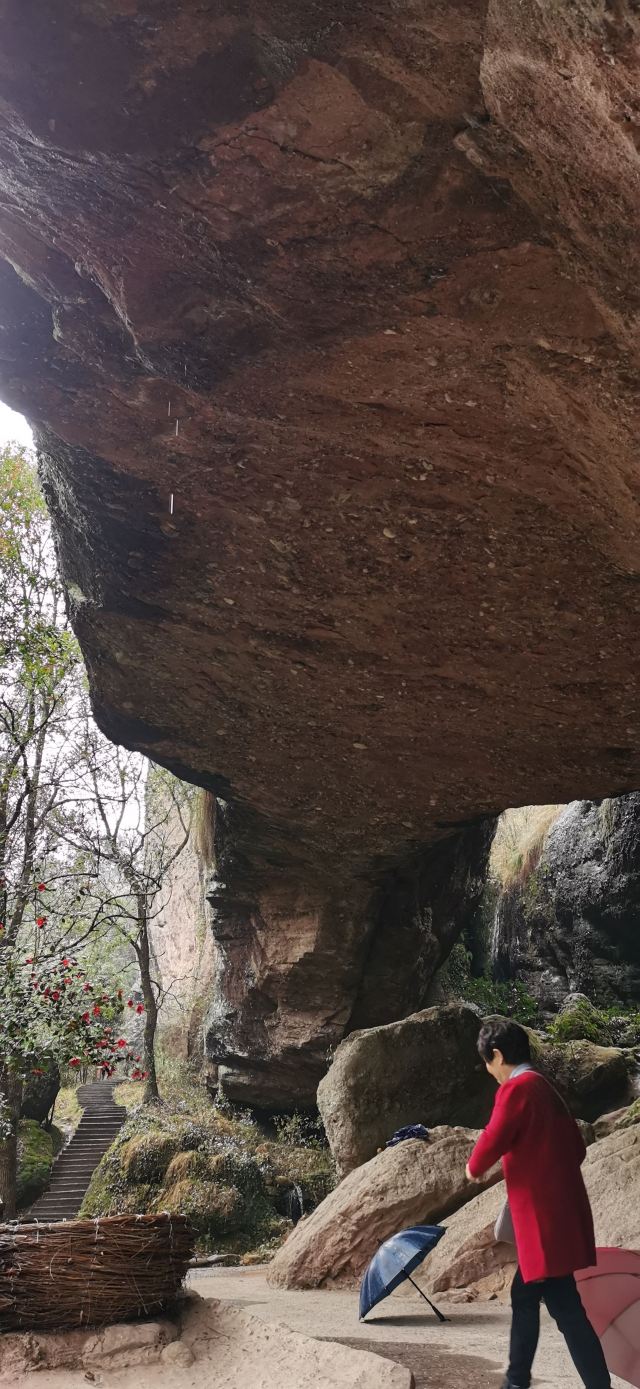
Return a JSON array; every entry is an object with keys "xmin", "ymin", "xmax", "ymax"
[{"xmin": 576, "ymin": 1249, "xmax": 640, "ymax": 1386}]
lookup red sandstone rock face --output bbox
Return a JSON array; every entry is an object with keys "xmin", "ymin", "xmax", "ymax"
[{"xmin": 1, "ymin": 1, "xmax": 639, "ymax": 1102}]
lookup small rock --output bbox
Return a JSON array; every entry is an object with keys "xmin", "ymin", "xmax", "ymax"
[{"xmin": 160, "ymin": 1341, "xmax": 195, "ymax": 1366}]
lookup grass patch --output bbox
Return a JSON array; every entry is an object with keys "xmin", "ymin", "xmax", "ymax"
[
  {"xmin": 113, "ymin": 1081, "xmax": 146, "ymax": 1111},
  {"xmin": 52, "ymin": 1085, "xmax": 82, "ymax": 1138},
  {"xmin": 490, "ymin": 805, "xmax": 564, "ymax": 889}
]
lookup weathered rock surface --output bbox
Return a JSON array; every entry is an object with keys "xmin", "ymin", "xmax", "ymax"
[
  {"xmin": 1, "ymin": 4, "xmax": 640, "ymax": 1104},
  {"xmin": 492, "ymin": 797, "xmax": 640, "ymax": 1008},
  {"xmin": 593, "ymin": 1106, "xmax": 630, "ymax": 1141},
  {"xmin": 0, "ymin": 1292, "xmax": 411, "ymax": 1389},
  {"xmin": 420, "ymin": 1124, "xmax": 640, "ymax": 1302},
  {"xmin": 268, "ymin": 1126, "xmax": 496, "ymax": 1289},
  {"xmin": 318, "ymin": 1005, "xmax": 494, "ymax": 1174},
  {"xmin": 208, "ymin": 821, "xmax": 494, "ymax": 1108},
  {"xmin": 147, "ymin": 773, "xmax": 215, "ymax": 1060}
]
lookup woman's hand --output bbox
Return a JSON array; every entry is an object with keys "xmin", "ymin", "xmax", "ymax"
[{"xmin": 465, "ymin": 1161, "xmax": 478, "ymax": 1182}]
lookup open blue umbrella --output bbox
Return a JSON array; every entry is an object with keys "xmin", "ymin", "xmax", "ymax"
[{"xmin": 359, "ymin": 1224, "xmax": 448, "ymax": 1322}]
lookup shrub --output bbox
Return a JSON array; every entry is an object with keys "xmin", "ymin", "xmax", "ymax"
[
  {"xmin": 461, "ymin": 976, "xmax": 540, "ymax": 1027},
  {"xmin": 548, "ymin": 1000, "xmax": 610, "ymax": 1046},
  {"xmin": 272, "ymin": 1112, "xmax": 327, "ymax": 1150}
]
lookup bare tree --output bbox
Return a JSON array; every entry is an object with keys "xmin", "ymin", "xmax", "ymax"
[{"xmin": 61, "ymin": 718, "xmax": 194, "ymax": 1102}]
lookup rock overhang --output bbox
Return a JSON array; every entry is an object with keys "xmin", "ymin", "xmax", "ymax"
[{"xmin": 0, "ymin": 0, "xmax": 639, "ymax": 888}]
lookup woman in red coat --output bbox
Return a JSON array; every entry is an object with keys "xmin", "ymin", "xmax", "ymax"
[{"xmin": 466, "ymin": 1018, "xmax": 610, "ymax": 1389}]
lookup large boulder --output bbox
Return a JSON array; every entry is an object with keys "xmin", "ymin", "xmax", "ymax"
[
  {"xmin": 530, "ymin": 1034, "xmax": 630, "ymax": 1122},
  {"xmin": 317, "ymin": 1005, "xmax": 494, "ymax": 1175},
  {"xmin": 420, "ymin": 1123, "xmax": 640, "ymax": 1302},
  {"xmin": 268, "ymin": 1126, "xmax": 498, "ymax": 1289}
]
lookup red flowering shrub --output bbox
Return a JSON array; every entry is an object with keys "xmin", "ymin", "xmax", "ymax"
[{"xmin": 0, "ymin": 890, "xmax": 146, "ymax": 1133}]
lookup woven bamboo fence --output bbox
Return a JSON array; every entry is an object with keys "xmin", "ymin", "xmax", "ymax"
[{"xmin": 0, "ymin": 1213, "xmax": 194, "ymax": 1331}]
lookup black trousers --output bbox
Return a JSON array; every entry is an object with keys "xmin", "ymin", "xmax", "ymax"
[{"xmin": 508, "ymin": 1268, "xmax": 611, "ymax": 1389}]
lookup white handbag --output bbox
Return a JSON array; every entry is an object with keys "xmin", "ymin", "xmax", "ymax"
[{"xmin": 494, "ymin": 1200, "xmax": 515, "ymax": 1245}]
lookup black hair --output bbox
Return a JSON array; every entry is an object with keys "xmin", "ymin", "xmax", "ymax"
[{"xmin": 477, "ymin": 1018, "xmax": 531, "ymax": 1065}]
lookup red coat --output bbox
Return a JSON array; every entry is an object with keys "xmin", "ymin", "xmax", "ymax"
[{"xmin": 468, "ymin": 1070, "xmax": 596, "ymax": 1283}]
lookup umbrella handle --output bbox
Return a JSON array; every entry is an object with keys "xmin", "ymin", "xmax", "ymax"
[{"xmin": 406, "ymin": 1274, "xmax": 449, "ymax": 1323}]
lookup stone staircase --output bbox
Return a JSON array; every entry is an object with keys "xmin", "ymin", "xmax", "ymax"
[{"xmin": 27, "ymin": 1079, "xmax": 125, "ymax": 1223}]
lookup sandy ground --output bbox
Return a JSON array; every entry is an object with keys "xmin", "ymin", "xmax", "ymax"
[{"xmin": 190, "ymin": 1266, "xmax": 626, "ymax": 1389}]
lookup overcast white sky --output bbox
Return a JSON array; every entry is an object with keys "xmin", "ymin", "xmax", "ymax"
[{"xmin": 0, "ymin": 400, "xmax": 33, "ymax": 448}]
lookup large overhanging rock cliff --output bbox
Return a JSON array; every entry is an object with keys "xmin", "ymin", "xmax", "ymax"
[{"xmin": 1, "ymin": 1, "xmax": 639, "ymax": 1105}]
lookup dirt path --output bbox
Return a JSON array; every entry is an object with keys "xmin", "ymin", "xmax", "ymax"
[{"xmin": 191, "ymin": 1267, "xmax": 625, "ymax": 1389}]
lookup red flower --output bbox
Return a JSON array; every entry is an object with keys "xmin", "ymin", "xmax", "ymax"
[
  {"xmin": 69, "ymin": 1057, "xmax": 81, "ymax": 1068},
  {"xmin": 127, "ymin": 999, "xmax": 133, "ymax": 1008},
  {"xmin": 82, "ymin": 1011, "xmax": 91, "ymax": 1024},
  {"xmin": 25, "ymin": 957, "xmax": 33, "ymax": 964},
  {"xmin": 51, "ymin": 990, "xmax": 60, "ymax": 1001},
  {"xmin": 134, "ymin": 1056, "xmax": 141, "ymax": 1062},
  {"xmin": 117, "ymin": 1038, "xmax": 127, "ymax": 1049},
  {"xmin": 92, "ymin": 1004, "xmax": 101, "ymax": 1016},
  {"xmin": 136, "ymin": 1004, "xmax": 144, "ymax": 1015},
  {"xmin": 36, "ymin": 917, "xmax": 46, "ymax": 928},
  {"xmin": 61, "ymin": 958, "xmax": 70, "ymax": 967},
  {"xmin": 37, "ymin": 883, "xmax": 46, "ymax": 891}
]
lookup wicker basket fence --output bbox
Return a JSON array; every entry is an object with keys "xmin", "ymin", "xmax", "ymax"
[{"xmin": 0, "ymin": 1213, "xmax": 194, "ymax": 1331}]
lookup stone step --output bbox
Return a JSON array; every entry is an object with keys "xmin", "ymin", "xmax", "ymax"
[{"xmin": 26, "ymin": 1080, "xmax": 126, "ymax": 1222}]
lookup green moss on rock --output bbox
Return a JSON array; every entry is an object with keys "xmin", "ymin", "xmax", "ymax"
[
  {"xmin": 617, "ymin": 1099, "xmax": 640, "ymax": 1130},
  {"xmin": 549, "ymin": 999, "xmax": 612, "ymax": 1046},
  {"xmin": 16, "ymin": 1120, "xmax": 63, "ymax": 1209},
  {"xmin": 121, "ymin": 1132, "xmax": 181, "ymax": 1183}
]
